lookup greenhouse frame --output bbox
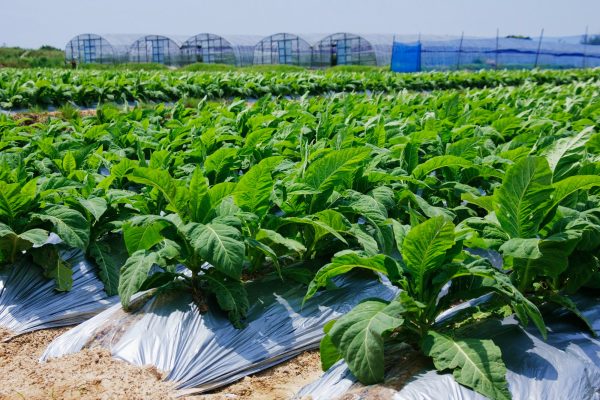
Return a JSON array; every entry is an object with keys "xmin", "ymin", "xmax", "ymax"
[
  {"xmin": 180, "ymin": 34, "xmax": 260, "ymax": 66},
  {"xmin": 129, "ymin": 35, "xmax": 186, "ymax": 65},
  {"xmin": 65, "ymin": 34, "xmax": 134, "ymax": 64},
  {"xmin": 311, "ymin": 33, "xmax": 394, "ymax": 67},
  {"xmin": 253, "ymin": 33, "xmax": 315, "ymax": 66}
]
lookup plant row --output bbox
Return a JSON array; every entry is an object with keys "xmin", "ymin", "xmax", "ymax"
[
  {"xmin": 1, "ymin": 67, "xmax": 599, "ymax": 109},
  {"xmin": 1, "ymin": 79, "xmax": 599, "ymax": 399}
]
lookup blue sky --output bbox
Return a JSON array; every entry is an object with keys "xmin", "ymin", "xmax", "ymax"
[{"xmin": 1, "ymin": 0, "xmax": 599, "ymax": 48}]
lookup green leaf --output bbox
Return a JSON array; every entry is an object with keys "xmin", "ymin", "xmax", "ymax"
[
  {"xmin": 31, "ymin": 245, "xmax": 72, "ymax": 291},
  {"xmin": 302, "ymin": 148, "xmax": 370, "ymax": 211},
  {"xmin": 305, "ymin": 251, "xmax": 398, "ymax": 300},
  {"xmin": 320, "ymin": 320, "xmax": 342, "ymax": 371},
  {"xmin": 32, "ymin": 205, "xmax": 90, "ymax": 249},
  {"xmin": 186, "ymin": 222, "xmax": 245, "ymax": 279},
  {"xmin": 402, "ymin": 217, "xmax": 456, "ymax": 298},
  {"xmin": 411, "ymin": 155, "xmax": 473, "ymax": 180},
  {"xmin": 78, "ymin": 197, "xmax": 108, "ymax": 222},
  {"xmin": 255, "ymin": 228, "xmax": 306, "ymax": 254},
  {"xmin": 551, "ymin": 175, "xmax": 600, "ymax": 209},
  {"xmin": 123, "ymin": 215, "xmax": 172, "ymax": 254},
  {"xmin": 128, "ymin": 167, "xmax": 188, "ymax": 217},
  {"xmin": 233, "ymin": 157, "xmax": 282, "ymax": 218},
  {"xmin": 422, "ymin": 331, "xmax": 510, "ymax": 400},
  {"xmin": 328, "ymin": 299, "xmax": 404, "ymax": 384},
  {"xmin": 205, "ymin": 273, "xmax": 249, "ymax": 328},
  {"xmin": 548, "ymin": 294, "xmax": 596, "ymax": 336},
  {"xmin": 499, "ymin": 238, "xmax": 543, "ymax": 259},
  {"xmin": 119, "ymin": 250, "xmax": 158, "ymax": 308},
  {"xmin": 543, "ymin": 127, "xmax": 593, "ymax": 181},
  {"xmin": 189, "ymin": 167, "xmax": 212, "ymax": 223},
  {"xmin": 62, "ymin": 151, "xmax": 77, "ymax": 175},
  {"xmin": 88, "ymin": 239, "xmax": 128, "ymax": 296},
  {"xmin": 495, "ymin": 156, "xmax": 553, "ymax": 238}
]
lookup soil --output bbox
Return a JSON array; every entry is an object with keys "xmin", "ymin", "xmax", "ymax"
[
  {"xmin": 0, "ymin": 327, "xmax": 325, "ymax": 400},
  {"xmin": 0, "ymin": 328, "xmax": 178, "ymax": 400},
  {"xmin": 11, "ymin": 109, "xmax": 96, "ymax": 125},
  {"xmin": 200, "ymin": 351, "xmax": 323, "ymax": 400}
]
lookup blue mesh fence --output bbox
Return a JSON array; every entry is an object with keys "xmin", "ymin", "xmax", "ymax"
[{"xmin": 392, "ymin": 37, "xmax": 600, "ymax": 72}]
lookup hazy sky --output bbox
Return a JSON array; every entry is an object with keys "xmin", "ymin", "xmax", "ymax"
[{"xmin": 1, "ymin": 0, "xmax": 599, "ymax": 48}]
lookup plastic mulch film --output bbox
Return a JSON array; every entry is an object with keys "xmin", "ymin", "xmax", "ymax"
[
  {"xmin": 41, "ymin": 274, "xmax": 398, "ymax": 394},
  {"xmin": 295, "ymin": 294, "xmax": 600, "ymax": 400},
  {"xmin": 0, "ymin": 250, "xmax": 118, "ymax": 336}
]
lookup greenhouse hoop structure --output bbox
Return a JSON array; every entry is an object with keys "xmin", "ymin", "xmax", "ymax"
[
  {"xmin": 65, "ymin": 34, "xmax": 137, "ymax": 64},
  {"xmin": 65, "ymin": 34, "xmax": 187, "ymax": 65},
  {"xmin": 253, "ymin": 33, "xmax": 317, "ymax": 67},
  {"xmin": 129, "ymin": 35, "xmax": 187, "ymax": 65},
  {"xmin": 311, "ymin": 33, "xmax": 394, "ymax": 67},
  {"xmin": 181, "ymin": 34, "xmax": 260, "ymax": 66}
]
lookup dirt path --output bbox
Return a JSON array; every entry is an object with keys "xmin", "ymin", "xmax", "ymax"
[{"xmin": 0, "ymin": 328, "xmax": 323, "ymax": 400}]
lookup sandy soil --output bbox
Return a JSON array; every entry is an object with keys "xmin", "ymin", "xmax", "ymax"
[
  {"xmin": 11, "ymin": 109, "xmax": 96, "ymax": 125},
  {"xmin": 199, "ymin": 351, "xmax": 323, "ymax": 400},
  {"xmin": 0, "ymin": 327, "xmax": 324, "ymax": 400},
  {"xmin": 0, "ymin": 328, "xmax": 178, "ymax": 400}
]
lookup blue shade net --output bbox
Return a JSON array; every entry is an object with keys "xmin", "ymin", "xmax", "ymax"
[{"xmin": 391, "ymin": 36, "xmax": 600, "ymax": 72}]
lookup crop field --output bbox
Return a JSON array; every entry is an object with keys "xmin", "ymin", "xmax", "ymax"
[{"xmin": 0, "ymin": 68, "xmax": 600, "ymax": 399}]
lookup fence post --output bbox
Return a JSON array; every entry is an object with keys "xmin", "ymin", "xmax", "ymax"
[
  {"xmin": 457, "ymin": 31, "xmax": 464, "ymax": 70},
  {"xmin": 582, "ymin": 26, "xmax": 589, "ymax": 68},
  {"xmin": 495, "ymin": 29, "xmax": 499, "ymax": 69},
  {"xmin": 534, "ymin": 28, "xmax": 544, "ymax": 68}
]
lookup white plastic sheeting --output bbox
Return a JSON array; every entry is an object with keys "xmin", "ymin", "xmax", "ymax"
[
  {"xmin": 41, "ymin": 274, "xmax": 398, "ymax": 394},
  {"xmin": 0, "ymin": 250, "xmax": 118, "ymax": 336},
  {"xmin": 295, "ymin": 295, "xmax": 600, "ymax": 400}
]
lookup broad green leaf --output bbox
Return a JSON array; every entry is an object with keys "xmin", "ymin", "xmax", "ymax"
[
  {"xmin": 187, "ymin": 222, "xmax": 245, "ymax": 279},
  {"xmin": 209, "ymin": 182, "xmax": 237, "ymax": 206},
  {"xmin": 548, "ymin": 294, "xmax": 595, "ymax": 336},
  {"xmin": 119, "ymin": 250, "xmax": 158, "ymax": 308},
  {"xmin": 32, "ymin": 205, "xmax": 90, "ymax": 249},
  {"xmin": 422, "ymin": 331, "xmax": 510, "ymax": 400},
  {"xmin": 305, "ymin": 251, "xmax": 398, "ymax": 300},
  {"xmin": 499, "ymin": 238, "xmax": 542, "ymax": 259},
  {"xmin": 551, "ymin": 175, "xmax": 600, "ymax": 209},
  {"xmin": 411, "ymin": 155, "xmax": 473, "ymax": 180},
  {"xmin": 78, "ymin": 197, "xmax": 108, "ymax": 222},
  {"xmin": 543, "ymin": 127, "xmax": 593, "ymax": 181},
  {"xmin": 402, "ymin": 217, "xmax": 455, "ymax": 298},
  {"xmin": 329, "ymin": 299, "xmax": 404, "ymax": 384},
  {"xmin": 320, "ymin": 320, "xmax": 342, "ymax": 371},
  {"xmin": 461, "ymin": 193, "xmax": 495, "ymax": 213},
  {"xmin": 88, "ymin": 239, "xmax": 128, "ymax": 296},
  {"xmin": 233, "ymin": 157, "xmax": 283, "ymax": 218},
  {"xmin": 205, "ymin": 273, "xmax": 249, "ymax": 328},
  {"xmin": 129, "ymin": 167, "xmax": 188, "ymax": 217},
  {"xmin": 302, "ymin": 148, "xmax": 370, "ymax": 211},
  {"xmin": 494, "ymin": 156, "xmax": 553, "ymax": 238},
  {"xmin": 255, "ymin": 228, "xmax": 306, "ymax": 254},
  {"xmin": 31, "ymin": 245, "xmax": 72, "ymax": 291},
  {"xmin": 189, "ymin": 167, "xmax": 211, "ymax": 223},
  {"xmin": 62, "ymin": 151, "xmax": 77, "ymax": 175},
  {"xmin": 123, "ymin": 215, "xmax": 172, "ymax": 254}
]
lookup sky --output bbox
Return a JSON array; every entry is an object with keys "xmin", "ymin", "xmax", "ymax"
[{"xmin": 1, "ymin": 0, "xmax": 599, "ymax": 49}]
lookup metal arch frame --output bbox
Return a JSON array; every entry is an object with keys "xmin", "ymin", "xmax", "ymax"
[
  {"xmin": 181, "ymin": 34, "xmax": 237, "ymax": 65},
  {"xmin": 65, "ymin": 33, "xmax": 115, "ymax": 64},
  {"xmin": 312, "ymin": 33, "xmax": 377, "ymax": 67},
  {"xmin": 253, "ymin": 33, "xmax": 311, "ymax": 66},
  {"xmin": 129, "ymin": 35, "xmax": 181, "ymax": 65}
]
